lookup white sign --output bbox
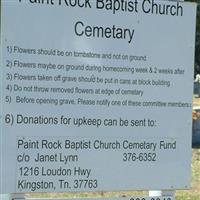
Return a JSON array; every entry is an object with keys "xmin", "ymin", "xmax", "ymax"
[{"xmin": 0, "ymin": 0, "xmax": 196, "ymax": 193}]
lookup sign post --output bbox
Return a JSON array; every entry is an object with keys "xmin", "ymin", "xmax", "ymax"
[{"xmin": 0, "ymin": 0, "xmax": 197, "ymax": 198}]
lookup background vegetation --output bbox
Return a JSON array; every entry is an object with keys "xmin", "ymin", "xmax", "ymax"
[{"xmin": 187, "ymin": 0, "xmax": 200, "ymax": 77}]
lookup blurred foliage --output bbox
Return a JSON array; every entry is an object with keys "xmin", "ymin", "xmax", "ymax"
[
  {"xmin": 195, "ymin": 2, "xmax": 200, "ymax": 77},
  {"xmin": 193, "ymin": 110, "xmax": 200, "ymax": 120},
  {"xmin": 186, "ymin": 0, "xmax": 200, "ymax": 77}
]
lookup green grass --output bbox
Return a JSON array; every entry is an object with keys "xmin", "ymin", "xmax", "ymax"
[{"xmin": 27, "ymin": 148, "xmax": 200, "ymax": 200}]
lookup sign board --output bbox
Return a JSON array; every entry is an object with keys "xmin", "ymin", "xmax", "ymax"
[{"xmin": 0, "ymin": 0, "xmax": 196, "ymax": 193}]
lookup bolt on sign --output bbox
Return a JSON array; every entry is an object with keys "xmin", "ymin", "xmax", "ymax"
[{"xmin": 0, "ymin": 0, "xmax": 197, "ymax": 193}]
